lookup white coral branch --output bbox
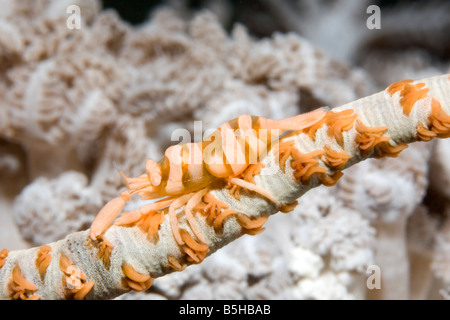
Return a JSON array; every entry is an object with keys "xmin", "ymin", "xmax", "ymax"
[{"xmin": 0, "ymin": 74, "xmax": 448, "ymax": 300}]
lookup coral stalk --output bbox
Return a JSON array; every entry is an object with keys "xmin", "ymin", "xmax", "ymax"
[{"xmin": 0, "ymin": 74, "xmax": 449, "ymax": 300}]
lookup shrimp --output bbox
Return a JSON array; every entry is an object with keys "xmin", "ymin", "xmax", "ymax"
[{"xmin": 89, "ymin": 108, "xmax": 328, "ymax": 242}]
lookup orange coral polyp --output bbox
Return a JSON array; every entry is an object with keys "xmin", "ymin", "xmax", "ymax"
[
  {"xmin": 429, "ymin": 98, "xmax": 450, "ymax": 138},
  {"xmin": 73, "ymin": 281, "xmax": 95, "ymax": 300},
  {"xmin": 211, "ymin": 210, "xmax": 269, "ymax": 236},
  {"xmin": 387, "ymin": 80, "xmax": 429, "ymax": 115},
  {"xmin": 122, "ymin": 263, "xmax": 153, "ymax": 292},
  {"xmin": 237, "ymin": 214, "xmax": 268, "ymax": 235},
  {"xmin": 0, "ymin": 249, "xmax": 8, "ymax": 269},
  {"xmin": 9, "ymin": 265, "xmax": 39, "ymax": 300},
  {"xmin": 96, "ymin": 236, "xmax": 114, "ymax": 269},
  {"xmin": 354, "ymin": 120, "xmax": 409, "ymax": 158},
  {"xmin": 236, "ymin": 214, "xmax": 268, "ymax": 230},
  {"xmin": 416, "ymin": 122, "xmax": 437, "ymax": 141},
  {"xmin": 356, "ymin": 134, "xmax": 390, "ymax": 152},
  {"xmin": 374, "ymin": 141, "xmax": 408, "ymax": 158},
  {"xmin": 136, "ymin": 210, "xmax": 165, "ymax": 242},
  {"xmin": 400, "ymin": 83, "xmax": 429, "ymax": 115},
  {"xmin": 302, "ymin": 114, "xmax": 328, "ymax": 140},
  {"xmin": 167, "ymin": 255, "xmax": 186, "ymax": 271},
  {"xmin": 36, "ymin": 245, "xmax": 52, "ymax": 279},
  {"xmin": 276, "ymin": 140, "xmax": 329, "ymax": 184},
  {"xmin": 179, "ymin": 229, "xmax": 209, "ymax": 252},
  {"xmin": 386, "ymin": 79, "xmax": 414, "ymax": 95},
  {"xmin": 355, "ymin": 120, "xmax": 388, "ymax": 134},
  {"xmin": 276, "ymin": 140, "xmax": 295, "ymax": 172},
  {"xmin": 326, "ymin": 109, "xmax": 357, "ymax": 146},
  {"xmin": 196, "ymin": 192, "xmax": 229, "ymax": 225},
  {"xmin": 319, "ymin": 171, "xmax": 344, "ymax": 187},
  {"xmin": 122, "ymin": 264, "xmax": 151, "ymax": 283},
  {"xmin": 179, "ymin": 229, "xmax": 209, "ymax": 264},
  {"xmin": 213, "ymin": 209, "xmax": 239, "ymax": 232},
  {"xmin": 322, "ymin": 146, "xmax": 351, "ymax": 170},
  {"xmin": 59, "ymin": 254, "xmax": 94, "ymax": 300},
  {"xmin": 290, "ymin": 148, "xmax": 326, "ymax": 183},
  {"xmin": 279, "ymin": 201, "xmax": 299, "ymax": 213},
  {"xmin": 355, "ymin": 120, "xmax": 390, "ymax": 155},
  {"xmin": 184, "ymin": 247, "xmax": 206, "ymax": 263}
]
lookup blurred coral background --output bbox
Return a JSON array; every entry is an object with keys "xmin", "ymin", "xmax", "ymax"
[{"xmin": 0, "ymin": 0, "xmax": 449, "ymax": 299}]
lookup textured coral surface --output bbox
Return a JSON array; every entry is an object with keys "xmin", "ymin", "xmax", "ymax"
[{"xmin": 0, "ymin": 0, "xmax": 449, "ymax": 300}]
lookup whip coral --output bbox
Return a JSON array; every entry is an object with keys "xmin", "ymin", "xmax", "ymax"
[{"xmin": 0, "ymin": 73, "xmax": 449, "ymax": 300}]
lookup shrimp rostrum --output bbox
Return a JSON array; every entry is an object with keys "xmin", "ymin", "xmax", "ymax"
[{"xmin": 89, "ymin": 108, "xmax": 328, "ymax": 247}]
